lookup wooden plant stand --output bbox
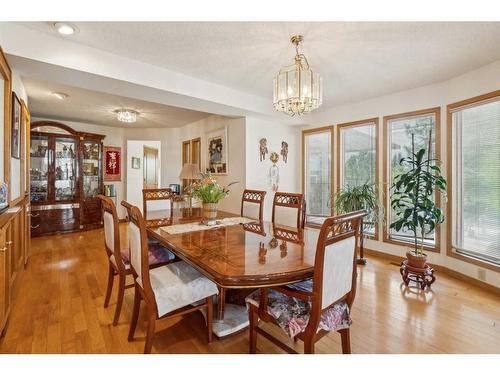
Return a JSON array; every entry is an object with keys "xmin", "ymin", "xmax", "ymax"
[{"xmin": 400, "ymin": 260, "xmax": 436, "ymax": 290}]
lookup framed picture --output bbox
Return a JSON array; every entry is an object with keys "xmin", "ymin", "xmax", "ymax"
[
  {"xmin": 104, "ymin": 146, "xmax": 121, "ymax": 181},
  {"xmin": 131, "ymin": 157, "xmax": 141, "ymax": 169},
  {"xmin": 206, "ymin": 126, "xmax": 228, "ymax": 175},
  {"xmin": 11, "ymin": 92, "xmax": 21, "ymax": 159}
]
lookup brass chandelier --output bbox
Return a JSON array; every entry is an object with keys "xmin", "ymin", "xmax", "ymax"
[{"xmin": 273, "ymin": 35, "xmax": 323, "ymax": 116}]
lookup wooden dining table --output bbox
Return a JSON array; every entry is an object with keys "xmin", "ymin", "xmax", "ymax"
[{"xmin": 145, "ymin": 207, "xmax": 320, "ymax": 336}]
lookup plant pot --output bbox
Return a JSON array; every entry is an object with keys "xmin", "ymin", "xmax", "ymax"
[
  {"xmin": 202, "ymin": 202, "xmax": 218, "ymax": 224},
  {"xmin": 406, "ymin": 251, "xmax": 428, "ymax": 269}
]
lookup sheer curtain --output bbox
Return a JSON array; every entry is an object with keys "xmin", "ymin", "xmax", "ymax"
[{"xmin": 452, "ymin": 99, "xmax": 500, "ymax": 264}]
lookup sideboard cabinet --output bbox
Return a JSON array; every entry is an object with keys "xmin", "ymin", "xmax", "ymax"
[{"xmin": 29, "ymin": 121, "xmax": 105, "ymax": 237}]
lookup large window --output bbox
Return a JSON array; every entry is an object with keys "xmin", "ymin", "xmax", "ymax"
[
  {"xmin": 449, "ymin": 93, "xmax": 500, "ymax": 267},
  {"xmin": 303, "ymin": 127, "xmax": 333, "ymax": 225},
  {"xmin": 384, "ymin": 108, "xmax": 440, "ymax": 249},
  {"xmin": 337, "ymin": 119, "xmax": 378, "ymax": 236}
]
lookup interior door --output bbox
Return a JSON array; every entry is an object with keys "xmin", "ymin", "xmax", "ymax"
[{"xmin": 143, "ymin": 146, "xmax": 159, "ymax": 189}]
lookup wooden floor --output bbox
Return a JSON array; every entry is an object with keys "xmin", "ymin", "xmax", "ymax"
[{"xmin": 1, "ymin": 225, "xmax": 499, "ymax": 354}]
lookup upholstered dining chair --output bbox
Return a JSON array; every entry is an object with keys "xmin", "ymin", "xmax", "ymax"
[
  {"xmin": 241, "ymin": 189, "xmax": 267, "ymax": 221},
  {"xmin": 246, "ymin": 210, "xmax": 367, "ymax": 354},
  {"xmin": 126, "ymin": 204, "xmax": 219, "ymax": 354},
  {"xmin": 142, "ymin": 188, "xmax": 173, "ymax": 218},
  {"xmin": 271, "ymin": 192, "xmax": 306, "ymax": 229},
  {"xmin": 97, "ymin": 195, "xmax": 175, "ymax": 326}
]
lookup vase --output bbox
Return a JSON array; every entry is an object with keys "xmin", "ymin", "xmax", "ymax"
[
  {"xmin": 406, "ymin": 250, "xmax": 428, "ymax": 269},
  {"xmin": 202, "ymin": 202, "xmax": 218, "ymax": 225}
]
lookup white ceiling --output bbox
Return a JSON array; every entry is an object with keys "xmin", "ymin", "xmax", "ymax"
[
  {"xmin": 24, "ymin": 77, "xmax": 212, "ymax": 128},
  {"xmin": 17, "ymin": 21, "xmax": 500, "ymax": 107}
]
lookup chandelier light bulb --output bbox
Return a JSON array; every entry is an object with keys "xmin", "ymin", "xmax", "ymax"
[{"xmin": 114, "ymin": 109, "xmax": 139, "ymax": 123}]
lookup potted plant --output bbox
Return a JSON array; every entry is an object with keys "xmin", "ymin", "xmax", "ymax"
[
  {"xmin": 390, "ymin": 135, "xmax": 446, "ymax": 269},
  {"xmin": 333, "ymin": 183, "xmax": 384, "ymax": 264},
  {"xmin": 189, "ymin": 172, "xmax": 237, "ymax": 225}
]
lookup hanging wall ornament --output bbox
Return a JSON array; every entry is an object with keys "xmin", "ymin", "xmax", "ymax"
[
  {"xmin": 269, "ymin": 151, "xmax": 280, "ymax": 192},
  {"xmin": 259, "ymin": 138, "xmax": 268, "ymax": 161},
  {"xmin": 280, "ymin": 141, "xmax": 288, "ymax": 163}
]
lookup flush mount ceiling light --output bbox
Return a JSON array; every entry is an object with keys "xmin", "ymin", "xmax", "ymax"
[
  {"xmin": 273, "ymin": 35, "xmax": 323, "ymax": 116},
  {"xmin": 52, "ymin": 92, "xmax": 69, "ymax": 100},
  {"xmin": 53, "ymin": 22, "xmax": 77, "ymax": 35},
  {"xmin": 114, "ymin": 109, "xmax": 139, "ymax": 123}
]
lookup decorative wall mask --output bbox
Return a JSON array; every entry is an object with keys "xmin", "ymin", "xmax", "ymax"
[
  {"xmin": 280, "ymin": 141, "xmax": 289, "ymax": 163},
  {"xmin": 259, "ymin": 138, "xmax": 268, "ymax": 161}
]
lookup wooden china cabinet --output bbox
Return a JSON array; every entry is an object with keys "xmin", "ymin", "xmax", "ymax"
[{"xmin": 29, "ymin": 121, "xmax": 105, "ymax": 237}]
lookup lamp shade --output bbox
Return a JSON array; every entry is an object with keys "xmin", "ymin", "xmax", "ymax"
[{"xmin": 179, "ymin": 164, "xmax": 200, "ymax": 180}]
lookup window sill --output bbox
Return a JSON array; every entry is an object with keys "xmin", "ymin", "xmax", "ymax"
[
  {"xmin": 382, "ymin": 236, "xmax": 440, "ymax": 254},
  {"xmin": 447, "ymin": 248, "xmax": 500, "ymax": 273}
]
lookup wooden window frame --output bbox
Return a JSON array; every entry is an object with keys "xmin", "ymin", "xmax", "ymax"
[
  {"xmin": 336, "ymin": 118, "xmax": 379, "ymax": 240},
  {"xmin": 447, "ymin": 90, "xmax": 500, "ymax": 272},
  {"xmin": 301, "ymin": 126, "xmax": 334, "ymax": 228},
  {"xmin": 382, "ymin": 107, "xmax": 441, "ymax": 253},
  {"xmin": 181, "ymin": 137, "xmax": 201, "ymax": 191}
]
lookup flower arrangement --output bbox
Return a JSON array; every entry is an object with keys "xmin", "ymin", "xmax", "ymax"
[{"xmin": 188, "ymin": 172, "xmax": 238, "ymax": 203}]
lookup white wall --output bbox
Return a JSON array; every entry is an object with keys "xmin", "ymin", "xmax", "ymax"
[
  {"xmin": 0, "ymin": 74, "xmax": 4, "ymax": 187},
  {"xmin": 245, "ymin": 116, "xmax": 301, "ymax": 220},
  {"xmin": 126, "ymin": 140, "xmax": 161, "ymax": 211},
  {"xmin": 303, "ymin": 59, "xmax": 500, "ymax": 288}
]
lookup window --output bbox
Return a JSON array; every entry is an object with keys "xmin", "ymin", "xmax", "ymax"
[
  {"xmin": 449, "ymin": 92, "xmax": 500, "ymax": 267},
  {"xmin": 337, "ymin": 119, "xmax": 378, "ymax": 237},
  {"xmin": 302, "ymin": 127, "xmax": 333, "ymax": 225},
  {"xmin": 384, "ymin": 108, "xmax": 440, "ymax": 250}
]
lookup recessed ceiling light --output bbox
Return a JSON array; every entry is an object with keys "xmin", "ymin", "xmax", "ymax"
[
  {"xmin": 52, "ymin": 92, "xmax": 69, "ymax": 100},
  {"xmin": 114, "ymin": 109, "xmax": 139, "ymax": 123},
  {"xmin": 53, "ymin": 22, "xmax": 77, "ymax": 35}
]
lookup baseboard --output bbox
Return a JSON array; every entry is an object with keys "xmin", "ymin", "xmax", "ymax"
[{"xmin": 363, "ymin": 248, "xmax": 500, "ymax": 296}]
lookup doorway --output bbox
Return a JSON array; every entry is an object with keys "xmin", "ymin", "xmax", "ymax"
[{"xmin": 143, "ymin": 146, "xmax": 159, "ymax": 189}]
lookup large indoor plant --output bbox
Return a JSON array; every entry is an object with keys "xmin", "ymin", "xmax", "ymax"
[
  {"xmin": 333, "ymin": 183, "xmax": 384, "ymax": 264},
  {"xmin": 189, "ymin": 172, "xmax": 237, "ymax": 224},
  {"xmin": 390, "ymin": 136, "xmax": 446, "ymax": 269}
]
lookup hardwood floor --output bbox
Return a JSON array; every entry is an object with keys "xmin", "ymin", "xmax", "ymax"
[{"xmin": 1, "ymin": 225, "xmax": 499, "ymax": 354}]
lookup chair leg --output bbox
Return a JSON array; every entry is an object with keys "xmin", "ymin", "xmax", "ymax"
[
  {"xmin": 304, "ymin": 337, "xmax": 315, "ymax": 354},
  {"xmin": 128, "ymin": 286, "xmax": 141, "ymax": 342},
  {"xmin": 206, "ymin": 296, "xmax": 213, "ymax": 343},
  {"xmin": 144, "ymin": 316, "xmax": 156, "ymax": 354},
  {"xmin": 340, "ymin": 328, "xmax": 351, "ymax": 354},
  {"xmin": 248, "ymin": 304, "xmax": 258, "ymax": 354},
  {"xmin": 104, "ymin": 264, "xmax": 115, "ymax": 308},
  {"xmin": 112, "ymin": 273, "xmax": 126, "ymax": 326}
]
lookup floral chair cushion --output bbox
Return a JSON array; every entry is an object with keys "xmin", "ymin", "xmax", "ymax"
[
  {"xmin": 119, "ymin": 242, "xmax": 175, "ymax": 267},
  {"xmin": 246, "ymin": 279, "xmax": 351, "ymax": 338}
]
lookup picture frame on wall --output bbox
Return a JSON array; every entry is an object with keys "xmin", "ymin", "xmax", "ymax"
[
  {"xmin": 131, "ymin": 156, "xmax": 141, "ymax": 169},
  {"xmin": 206, "ymin": 126, "xmax": 228, "ymax": 175},
  {"xmin": 11, "ymin": 92, "xmax": 21, "ymax": 159},
  {"xmin": 103, "ymin": 146, "xmax": 121, "ymax": 181}
]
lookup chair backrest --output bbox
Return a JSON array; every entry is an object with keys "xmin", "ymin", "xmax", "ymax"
[
  {"xmin": 126, "ymin": 203, "xmax": 158, "ymax": 311},
  {"xmin": 143, "ymin": 188, "xmax": 173, "ymax": 218},
  {"xmin": 98, "ymin": 195, "xmax": 126, "ymax": 271},
  {"xmin": 271, "ymin": 192, "xmax": 306, "ymax": 229},
  {"xmin": 313, "ymin": 210, "xmax": 366, "ymax": 311},
  {"xmin": 121, "ymin": 199, "xmax": 134, "ymax": 221},
  {"xmin": 241, "ymin": 189, "xmax": 266, "ymax": 221}
]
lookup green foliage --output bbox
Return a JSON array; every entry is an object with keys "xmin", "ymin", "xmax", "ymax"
[
  {"xmin": 188, "ymin": 172, "xmax": 238, "ymax": 204},
  {"xmin": 389, "ymin": 142, "xmax": 447, "ymax": 255}
]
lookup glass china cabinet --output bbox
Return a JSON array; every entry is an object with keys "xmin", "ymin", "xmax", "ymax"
[{"xmin": 29, "ymin": 121, "xmax": 105, "ymax": 237}]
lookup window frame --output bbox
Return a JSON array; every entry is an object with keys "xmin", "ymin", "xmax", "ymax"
[
  {"xmin": 382, "ymin": 107, "xmax": 441, "ymax": 253},
  {"xmin": 336, "ymin": 118, "xmax": 379, "ymax": 240},
  {"xmin": 301, "ymin": 125, "xmax": 334, "ymax": 227},
  {"xmin": 447, "ymin": 90, "xmax": 500, "ymax": 272}
]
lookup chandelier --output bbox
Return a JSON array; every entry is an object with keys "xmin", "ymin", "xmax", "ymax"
[
  {"xmin": 114, "ymin": 109, "xmax": 138, "ymax": 123},
  {"xmin": 273, "ymin": 35, "xmax": 323, "ymax": 116}
]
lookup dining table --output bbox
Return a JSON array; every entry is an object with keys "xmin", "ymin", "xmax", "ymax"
[{"xmin": 145, "ymin": 207, "xmax": 321, "ymax": 337}]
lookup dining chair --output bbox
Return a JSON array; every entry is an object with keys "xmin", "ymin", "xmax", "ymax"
[
  {"xmin": 241, "ymin": 189, "xmax": 266, "ymax": 221},
  {"xmin": 126, "ymin": 204, "xmax": 219, "ymax": 354},
  {"xmin": 142, "ymin": 188, "xmax": 174, "ymax": 219},
  {"xmin": 97, "ymin": 195, "xmax": 176, "ymax": 326},
  {"xmin": 246, "ymin": 210, "xmax": 367, "ymax": 354},
  {"xmin": 271, "ymin": 192, "xmax": 306, "ymax": 229}
]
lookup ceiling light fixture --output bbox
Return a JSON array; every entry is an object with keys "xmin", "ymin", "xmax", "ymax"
[
  {"xmin": 273, "ymin": 35, "xmax": 323, "ymax": 116},
  {"xmin": 52, "ymin": 92, "xmax": 69, "ymax": 100},
  {"xmin": 53, "ymin": 22, "xmax": 77, "ymax": 35},
  {"xmin": 114, "ymin": 109, "xmax": 139, "ymax": 123}
]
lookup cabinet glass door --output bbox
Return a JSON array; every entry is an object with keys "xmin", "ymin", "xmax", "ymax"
[
  {"xmin": 82, "ymin": 141, "xmax": 101, "ymax": 198},
  {"xmin": 30, "ymin": 135, "xmax": 50, "ymax": 203},
  {"xmin": 54, "ymin": 137, "xmax": 78, "ymax": 201}
]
